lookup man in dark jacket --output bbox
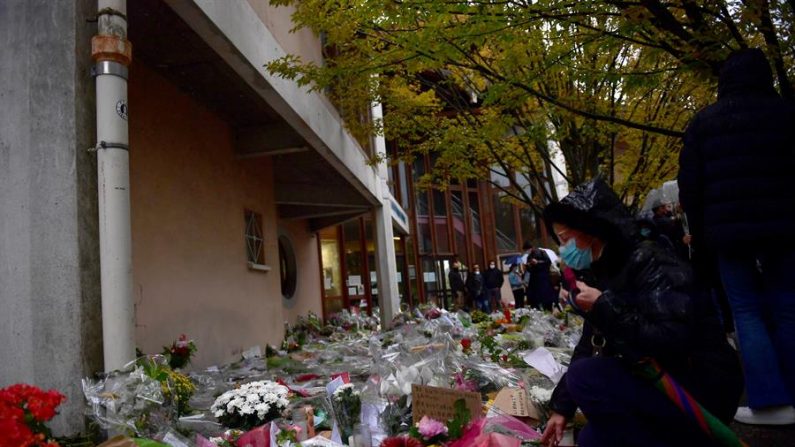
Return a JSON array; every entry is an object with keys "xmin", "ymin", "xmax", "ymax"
[
  {"xmin": 448, "ymin": 261, "xmax": 466, "ymax": 310},
  {"xmin": 540, "ymin": 179, "xmax": 742, "ymax": 447},
  {"xmin": 523, "ymin": 242, "xmax": 557, "ymax": 310},
  {"xmin": 678, "ymin": 48, "xmax": 795, "ymax": 425},
  {"xmin": 465, "ymin": 264, "xmax": 485, "ymax": 312},
  {"xmin": 483, "ymin": 260, "xmax": 504, "ymax": 312}
]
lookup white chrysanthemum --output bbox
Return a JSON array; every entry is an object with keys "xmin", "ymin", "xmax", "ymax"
[
  {"xmin": 529, "ymin": 385, "xmax": 553, "ymax": 403},
  {"xmin": 212, "ymin": 380, "xmax": 289, "ymax": 422},
  {"xmin": 333, "ymin": 383, "xmax": 356, "ymax": 397}
]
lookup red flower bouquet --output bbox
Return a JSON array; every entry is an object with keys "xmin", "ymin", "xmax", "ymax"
[
  {"xmin": 162, "ymin": 334, "xmax": 197, "ymax": 369},
  {"xmin": 0, "ymin": 384, "xmax": 65, "ymax": 447}
]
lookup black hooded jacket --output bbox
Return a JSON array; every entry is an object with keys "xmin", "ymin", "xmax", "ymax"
[
  {"xmin": 677, "ymin": 48, "xmax": 795, "ymax": 250},
  {"xmin": 544, "ymin": 179, "xmax": 741, "ymax": 423}
]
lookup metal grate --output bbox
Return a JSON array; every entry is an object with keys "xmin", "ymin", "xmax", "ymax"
[{"xmin": 245, "ymin": 210, "xmax": 264, "ymax": 265}]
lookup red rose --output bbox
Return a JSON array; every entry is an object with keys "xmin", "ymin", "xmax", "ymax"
[{"xmin": 460, "ymin": 338, "xmax": 472, "ymax": 351}]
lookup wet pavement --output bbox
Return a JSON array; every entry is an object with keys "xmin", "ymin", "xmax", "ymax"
[{"xmin": 732, "ymin": 422, "xmax": 795, "ymax": 446}]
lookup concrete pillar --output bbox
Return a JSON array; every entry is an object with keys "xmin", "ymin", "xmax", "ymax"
[
  {"xmin": 370, "ymin": 101, "xmax": 401, "ymax": 327},
  {"xmin": 372, "ymin": 191, "xmax": 401, "ymax": 327},
  {"xmin": 0, "ymin": 0, "xmax": 103, "ymax": 436}
]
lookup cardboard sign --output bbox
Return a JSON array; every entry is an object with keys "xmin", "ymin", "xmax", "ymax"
[
  {"xmin": 493, "ymin": 388, "xmax": 539, "ymax": 420},
  {"xmin": 411, "ymin": 384, "xmax": 482, "ymax": 423}
]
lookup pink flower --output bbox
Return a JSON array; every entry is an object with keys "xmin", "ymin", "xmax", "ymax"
[
  {"xmin": 417, "ymin": 415, "xmax": 448, "ymax": 439},
  {"xmin": 454, "ymin": 373, "xmax": 478, "ymax": 392}
]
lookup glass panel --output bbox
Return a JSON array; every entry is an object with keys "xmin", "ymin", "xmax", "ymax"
[
  {"xmin": 469, "ymin": 192, "xmax": 484, "ymax": 267},
  {"xmin": 416, "ymin": 190, "xmax": 429, "ymax": 216},
  {"xmin": 343, "ymin": 219, "xmax": 365, "ymax": 311},
  {"xmin": 494, "ymin": 192, "xmax": 518, "ymax": 251},
  {"xmin": 365, "ymin": 218, "xmax": 376, "ymax": 312},
  {"xmin": 433, "ymin": 190, "xmax": 447, "ymax": 216},
  {"xmin": 421, "ymin": 256, "xmax": 439, "ymax": 306},
  {"xmin": 319, "ymin": 227, "xmax": 342, "ymax": 303},
  {"xmin": 417, "ymin": 220, "xmax": 432, "ymax": 254},
  {"xmin": 451, "ymin": 191, "xmax": 468, "ymax": 265},
  {"xmin": 412, "ymin": 156, "xmax": 426, "ymax": 180},
  {"xmin": 432, "ymin": 190, "xmax": 450, "ymax": 252},
  {"xmin": 398, "ymin": 162, "xmax": 410, "ymax": 210},
  {"xmin": 435, "ymin": 219, "xmax": 450, "ymax": 253},
  {"xmin": 405, "ymin": 236, "xmax": 419, "ymax": 306}
]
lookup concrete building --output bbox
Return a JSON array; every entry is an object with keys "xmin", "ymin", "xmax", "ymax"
[{"xmin": 0, "ymin": 0, "xmax": 406, "ymax": 435}]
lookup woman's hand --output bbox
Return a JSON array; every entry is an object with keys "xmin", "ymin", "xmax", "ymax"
[
  {"xmin": 540, "ymin": 412, "xmax": 567, "ymax": 446},
  {"xmin": 574, "ymin": 281, "xmax": 602, "ymax": 312}
]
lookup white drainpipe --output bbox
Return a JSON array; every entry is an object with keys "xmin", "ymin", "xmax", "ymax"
[{"xmin": 92, "ymin": 0, "xmax": 135, "ymax": 371}]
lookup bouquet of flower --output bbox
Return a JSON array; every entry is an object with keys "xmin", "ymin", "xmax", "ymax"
[
  {"xmin": 527, "ymin": 386, "xmax": 553, "ymax": 422},
  {"xmin": 211, "ymin": 381, "xmax": 290, "ymax": 430},
  {"xmin": 162, "ymin": 334, "xmax": 197, "ymax": 369},
  {"xmin": 164, "ymin": 369, "xmax": 195, "ymax": 416},
  {"xmin": 382, "ymin": 398, "xmax": 471, "ymax": 447},
  {"xmin": 330, "ymin": 383, "xmax": 361, "ymax": 443},
  {"xmin": 0, "ymin": 383, "xmax": 65, "ymax": 447}
]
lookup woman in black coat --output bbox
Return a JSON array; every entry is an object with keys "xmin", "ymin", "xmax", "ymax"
[{"xmin": 539, "ymin": 179, "xmax": 742, "ymax": 447}]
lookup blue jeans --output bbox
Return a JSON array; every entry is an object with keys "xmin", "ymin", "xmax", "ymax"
[{"xmin": 718, "ymin": 250, "xmax": 795, "ymax": 408}]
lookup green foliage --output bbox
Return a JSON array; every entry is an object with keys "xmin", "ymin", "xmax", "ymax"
[
  {"xmin": 267, "ymin": 0, "xmax": 793, "ymax": 209},
  {"xmin": 446, "ymin": 398, "xmax": 472, "ymax": 440}
]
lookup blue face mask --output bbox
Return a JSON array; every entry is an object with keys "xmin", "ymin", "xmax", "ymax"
[
  {"xmin": 640, "ymin": 228, "xmax": 652, "ymax": 238},
  {"xmin": 559, "ymin": 238, "xmax": 593, "ymax": 270}
]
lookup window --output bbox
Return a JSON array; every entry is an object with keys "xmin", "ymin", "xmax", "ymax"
[
  {"xmin": 278, "ymin": 235, "xmax": 297, "ymax": 299},
  {"xmin": 245, "ymin": 210, "xmax": 266, "ymax": 269}
]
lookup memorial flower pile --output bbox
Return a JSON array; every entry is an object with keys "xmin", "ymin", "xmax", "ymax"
[
  {"xmin": 211, "ymin": 380, "xmax": 290, "ymax": 430},
  {"xmin": 79, "ymin": 305, "xmax": 579, "ymax": 446}
]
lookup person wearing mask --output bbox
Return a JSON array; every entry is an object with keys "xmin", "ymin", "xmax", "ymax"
[
  {"xmin": 507, "ymin": 263, "xmax": 527, "ymax": 309},
  {"xmin": 465, "ymin": 264, "xmax": 485, "ymax": 312},
  {"xmin": 448, "ymin": 261, "xmax": 466, "ymax": 310},
  {"xmin": 678, "ymin": 48, "xmax": 795, "ymax": 425},
  {"xmin": 483, "ymin": 260, "xmax": 505, "ymax": 312},
  {"xmin": 540, "ymin": 179, "xmax": 742, "ymax": 447}
]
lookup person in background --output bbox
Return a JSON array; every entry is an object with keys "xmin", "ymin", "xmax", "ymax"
[
  {"xmin": 508, "ymin": 263, "xmax": 527, "ymax": 309},
  {"xmin": 483, "ymin": 260, "xmax": 505, "ymax": 312},
  {"xmin": 465, "ymin": 264, "xmax": 486, "ymax": 312},
  {"xmin": 678, "ymin": 48, "xmax": 795, "ymax": 425},
  {"xmin": 540, "ymin": 178, "xmax": 741, "ymax": 447},
  {"xmin": 448, "ymin": 260, "xmax": 466, "ymax": 310},
  {"xmin": 651, "ymin": 200, "xmax": 690, "ymax": 260},
  {"xmin": 525, "ymin": 242, "xmax": 557, "ymax": 310}
]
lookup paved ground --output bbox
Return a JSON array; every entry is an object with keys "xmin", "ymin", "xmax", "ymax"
[{"xmin": 732, "ymin": 422, "xmax": 795, "ymax": 446}]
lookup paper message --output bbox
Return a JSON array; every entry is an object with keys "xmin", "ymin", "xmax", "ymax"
[
  {"xmin": 411, "ymin": 384, "xmax": 481, "ymax": 423},
  {"xmin": 493, "ymin": 388, "xmax": 539, "ymax": 419},
  {"xmin": 522, "ymin": 347, "xmax": 567, "ymax": 384}
]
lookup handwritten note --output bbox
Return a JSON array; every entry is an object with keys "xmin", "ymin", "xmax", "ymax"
[
  {"xmin": 492, "ymin": 388, "xmax": 539, "ymax": 419},
  {"xmin": 411, "ymin": 384, "xmax": 482, "ymax": 423}
]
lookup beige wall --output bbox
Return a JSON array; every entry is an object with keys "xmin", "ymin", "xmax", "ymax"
[
  {"xmin": 279, "ymin": 220, "xmax": 323, "ymax": 323},
  {"xmin": 246, "ymin": 0, "xmax": 324, "ymax": 67},
  {"xmin": 129, "ymin": 63, "xmax": 311, "ymax": 367}
]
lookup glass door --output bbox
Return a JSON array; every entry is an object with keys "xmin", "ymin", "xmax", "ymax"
[
  {"xmin": 342, "ymin": 219, "xmax": 371, "ymax": 315},
  {"xmin": 319, "ymin": 226, "xmax": 345, "ymax": 319}
]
